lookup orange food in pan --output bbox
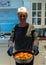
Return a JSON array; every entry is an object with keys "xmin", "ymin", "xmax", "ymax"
[{"xmin": 15, "ymin": 52, "xmax": 33, "ymax": 60}]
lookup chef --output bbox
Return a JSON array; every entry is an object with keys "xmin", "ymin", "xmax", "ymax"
[{"xmin": 7, "ymin": 7, "xmax": 39, "ymax": 65}]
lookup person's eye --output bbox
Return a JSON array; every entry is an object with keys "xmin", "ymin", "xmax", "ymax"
[{"xmin": 19, "ymin": 15, "xmax": 26, "ymax": 17}]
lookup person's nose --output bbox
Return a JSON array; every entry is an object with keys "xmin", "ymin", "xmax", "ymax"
[{"xmin": 21, "ymin": 16, "xmax": 25, "ymax": 19}]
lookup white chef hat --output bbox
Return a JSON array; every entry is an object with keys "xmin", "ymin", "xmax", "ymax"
[{"xmin": 17, "ymin": 7, "xmax": 28, "ymax": 13}]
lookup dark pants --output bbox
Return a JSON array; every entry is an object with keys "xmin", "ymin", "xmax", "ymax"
[{"xmin": 16, "ymin": 58, "xmax": 34, "ymax": 65}]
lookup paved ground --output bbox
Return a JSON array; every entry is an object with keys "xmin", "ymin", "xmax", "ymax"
[
  {"xmin": 0, "ymin": 40, "xmax": 46, "ymax": 65},
  {"xmin": 34, "ymin": 41, "xmax": 46, "ymax": 65}
]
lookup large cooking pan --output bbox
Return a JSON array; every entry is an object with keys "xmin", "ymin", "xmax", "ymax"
[{"xmin": 13, "ymin": 50, "xmax": 34, "ymax": 63}]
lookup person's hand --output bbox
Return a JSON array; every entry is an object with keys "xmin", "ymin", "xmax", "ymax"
[
  {"xmin": 33, "ymin": 45, "xmax": 39, "ymax": 56},
  {"xmin": 7, "ymin": 46, "xmax": 13, "ymax": 56}
]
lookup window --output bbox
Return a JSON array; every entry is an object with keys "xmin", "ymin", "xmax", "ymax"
[
  {"xmin": 45, "ymin": 18, "xmax": 46, "ymax": 25},
  {"xmin": 32, "ymin": 18, "xmax": 36, "ymax": 25},
  {"xmin": 32, "ymin": 3, "xmax": 36, "ymax": 10},
  {"xmin": 37, "ymin": 3, "xmax": 42, "ymax": 10},
  {"xmin": 37, "ymin": 18, "xmax": 41, "ymax": 25},
  {"xmin": 32, "ymin": 3, "xmax": 42, "ymax": 25},
  {"xmin": 45, "ymin": 3, "xmax": 46, "ymax": 25},
  {"xmin": 32, "ymin": 11, "xmax": 36, "ymax": 17},
  {"xmin": 45, "ymin": 3, "xmax": 46, "ymax": 10},
  {"xmin": 32, "ymin": 2, "xmax": 46, "ymax": 38},
  {"xmin": 45, "ymin": 12, "xmax": 46, "ymax": 17},
  {"xmin": 37, "ymin": 11, "xmax": 41, "ymax": 17}
]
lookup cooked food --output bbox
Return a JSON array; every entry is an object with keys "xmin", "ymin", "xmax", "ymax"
[{"xmin": 14, "ymin": 52, "xmax": 33, "ymax": 60}]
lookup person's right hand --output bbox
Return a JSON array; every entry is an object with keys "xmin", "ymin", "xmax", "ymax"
[{"xmin": 7, "ymin": 46, "xmax": 13, "ymax": 56}]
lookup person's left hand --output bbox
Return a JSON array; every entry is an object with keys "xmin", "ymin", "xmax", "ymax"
[{"xmin": 33, "ymin": 45, "xmax": 39, "ymax": 56}]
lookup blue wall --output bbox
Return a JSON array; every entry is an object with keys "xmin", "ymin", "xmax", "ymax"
[{"xmin": 0, "ymin": 9, "xmax": 19, "ymax": 33}]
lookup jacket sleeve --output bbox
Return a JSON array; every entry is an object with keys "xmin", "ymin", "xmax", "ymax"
[
  {"xmin": 9, "ymin": 26, "xmax": 15, "ymax": 43},
  {"xmin": 26, "ymin": 24, "xmax": 39, "ymax": 47},
  {"xmin": 33, "ymin": 31, "xmax": 39, "ymax": 47},
  {"xmin": 26, "ymin": 24, "xmax": 39, "ymax": 55},
  {"xmin": 7, "ymin": 27, "xmax": 15, "ymax": 56},
  {"xmin": 32, "ymin": 30, "xmax": 39, "ymax": 55}
]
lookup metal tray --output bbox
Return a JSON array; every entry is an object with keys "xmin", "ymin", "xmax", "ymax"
[{"xmin": 13, "ymin": 50, "xmax": 34, "ymax": 63}]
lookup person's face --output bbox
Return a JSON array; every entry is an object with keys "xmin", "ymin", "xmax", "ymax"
[{"xmin": 18, "ymin": 12, "xmax": 28, "ymax": 22}]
